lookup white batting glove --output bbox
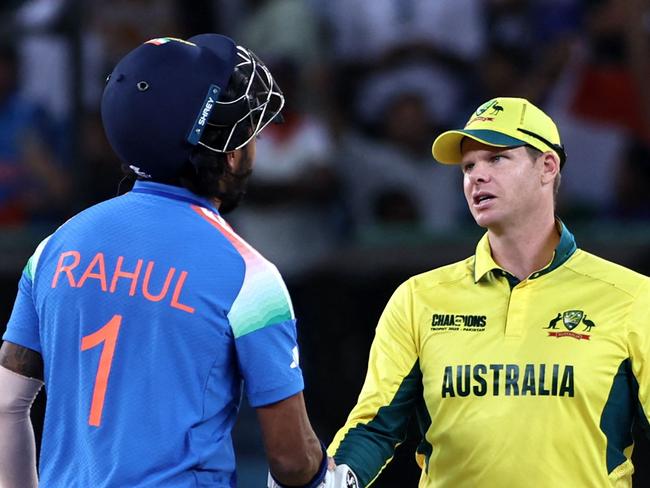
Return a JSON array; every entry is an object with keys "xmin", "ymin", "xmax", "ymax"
[
  {"xmin": 325, "ymin": 464, "xmax": 360, "ymax": 487},
  {"xmin": 267, "ymin": 463, "xmax": 360, "ymax": 488}
]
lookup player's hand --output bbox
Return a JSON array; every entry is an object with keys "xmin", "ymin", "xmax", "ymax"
[{"xmin": 267, "ymin": 461, "xmax": 360, "ymax": 488}]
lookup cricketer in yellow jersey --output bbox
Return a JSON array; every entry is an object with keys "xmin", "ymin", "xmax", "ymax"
[{"xmin": 327, "ymin": 97, "xmax": 650, "ymax": 487}]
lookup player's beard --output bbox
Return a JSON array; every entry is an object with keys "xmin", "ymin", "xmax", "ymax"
[
  {"xmin": 218, "ymin": 146, "xmax": 254, "ymax": 214},
  {"xmin": 218, "ymin": 173, "xmax": 250, "ymax": 214}
]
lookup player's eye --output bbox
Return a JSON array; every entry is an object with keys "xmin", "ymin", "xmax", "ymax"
[
  {"xmin": 490, "ymin": 154, "xmax": 506, "ymax": 163},
  {"xmin": 461, "ymin": 163, "xmax": 474, "ymax": 173}
]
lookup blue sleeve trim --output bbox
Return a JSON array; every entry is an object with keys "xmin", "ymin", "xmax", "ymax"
[
  {"xmin": 2, "ymin": 328, "xmax": 42, "ymax": 354},
  {"xmin": 247, "ymin": 378, "xmax": 304, "ymax": 408}
]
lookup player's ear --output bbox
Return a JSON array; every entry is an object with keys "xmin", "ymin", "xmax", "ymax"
[
  {"xmin": 225, "ymin": 150, "xmax": 237, "ymax": 171},
  {"xmin": 540, "ymin": 151, "xmax": 560, "ymax": 185}
]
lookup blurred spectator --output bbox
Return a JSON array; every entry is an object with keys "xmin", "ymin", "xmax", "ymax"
[
  {"xmin": 569, "ymin": 0, "xmax": 650, "ymax": 141},
  {"xmin": 318, "ymin": 0, "xmax": 486, "ymax": 129},
  {"xmin": 552, "ymin": 114, "xmax": 627, "ymax": 219},
  {"xmin": 87, "ymin": 0, "xmax": 180, "ymax": 66},
  {"xmin": 486, "ymin": 0, "xmax": 581, "ymax": 53},
  {"xmin": 236, "ymin": 0, "xmax": 324, "ymax": 67},
  {"xmin": 322, "ymin": 0, "xmax": 484, "ymax": 66},
  {"xmin": 14, "ymin": 0, "xmax": 80, "ymax": 121},
  {"xmin": 544, "ymin": 0, "xmax": 650, "ymax": 220},
  {"xmin": 84, "ymin": 0, "xmax": 184, "ymax": 108},
  {"xmin": 467, "ymin": 0, "xmax": 581, "ymax": 111},
  {"xmin": 235, "ymin": 0, "xmax": 331, "ymax": 119},
  {"xmin": 0, "ymin": 39, "xmax": 69, "ymax": 225},
  {"xmin": 336, "ymin": 90, "xmax": 465, "ymax": 243},
  {"xmin": 356, "ymin": 65, "xmax": 461, "ymax": 136},
  {"xmin": 229, "ymin": 60, "xmax": 340, "ymax": 280}
]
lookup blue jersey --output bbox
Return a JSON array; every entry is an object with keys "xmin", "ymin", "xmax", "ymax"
[{"xmin": 3, "ymin": 181, "xmax": 304, "ymax": 487}]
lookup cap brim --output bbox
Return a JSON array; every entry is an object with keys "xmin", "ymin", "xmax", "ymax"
[{"xmin": 432, "ymin": 129, "xmax": 528, "ymax": 164}]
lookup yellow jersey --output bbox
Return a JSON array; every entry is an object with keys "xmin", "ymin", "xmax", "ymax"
[{"xmin": 329, "ymin": 225, "xmax": 650, "ymax": 487}]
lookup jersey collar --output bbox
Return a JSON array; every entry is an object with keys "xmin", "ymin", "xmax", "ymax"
[
  {"xmin": 473, "ymin": 220, "xmax": 577, "ymax": 284},
  {"xmin": 130, "ymin": 181, "xmax": 220, "ymax": 214}
]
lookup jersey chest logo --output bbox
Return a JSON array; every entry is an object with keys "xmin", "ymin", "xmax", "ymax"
[
  {"xmin": 431, "ymin": 313, "xmax": 487, "ymax": 332},
  {"xmin": 544, "ymin": 309, "xmax": 595, "ymax": 340}
]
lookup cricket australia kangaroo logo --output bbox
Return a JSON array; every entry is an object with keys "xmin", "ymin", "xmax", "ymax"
[
  {"xmin": 475, "ymin": 99, "xmax": 504, "ymax": 117},
  {"xmin": 544, "ymin": 310, "xmax": 595, "ymax": 340},
  {"xmin": 468, "ymin": 99, "xmax": 504, "ymax": 126}
]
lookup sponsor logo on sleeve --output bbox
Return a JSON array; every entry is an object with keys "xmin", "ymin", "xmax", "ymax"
[{"xmin": 290, "ymin": 346, "xmax": 299, "ymax": 369}]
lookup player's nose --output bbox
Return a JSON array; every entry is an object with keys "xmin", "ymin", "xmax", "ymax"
[{"xmin": 468, "ymin": 161, "xmax": 491, "ymax": 184}]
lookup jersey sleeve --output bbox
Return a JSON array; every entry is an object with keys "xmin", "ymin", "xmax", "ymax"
[
  {"xmin": 626, "ymin": 278, "xmax": 650, "ymax": 437},
  {"xmin": 328, "ymin": 280, "xmax": 421, "ymax": 487},
  {"xmin": 2, "ymin": 237, "xmax": 51, "ymax": 353},
  {"xmin": 229, "ymin": 258, "xmax": 304, "ymax": 408}
]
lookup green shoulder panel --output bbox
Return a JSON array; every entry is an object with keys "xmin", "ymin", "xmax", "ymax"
[
  {"xmin": 600, "ymin": 359, "xmax": 636, "ymax": 474},
  {"xmin": 24, "ymin": 235, "xmax": 52, "ymax": 281}
]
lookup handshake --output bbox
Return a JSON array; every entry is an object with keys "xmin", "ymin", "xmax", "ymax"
[{"xmin": 267, "ymin": 461, "xmax": 359, "ymax": 488}]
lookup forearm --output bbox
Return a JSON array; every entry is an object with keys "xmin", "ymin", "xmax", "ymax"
[
  {"xmin": 258, "ymin": 392, "xmax": 328, "ymax": 487},
  {"xmin": 0, "ymin": 365, "xmax": 43, "ymax": 488},
  {"xmin": 268, "ymin": 434, "xmax": 324, "ymax": 485},
  {"xmin": 260, "ymin": 396, "xmax": 324, "ymax": 484}
]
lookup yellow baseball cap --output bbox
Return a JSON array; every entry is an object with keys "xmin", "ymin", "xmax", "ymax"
[{"xmin": 432, "ymin": 97, "xmax": 566, "ymax": 168}]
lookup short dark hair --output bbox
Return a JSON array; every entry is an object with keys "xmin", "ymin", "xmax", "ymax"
[
  {"xmin": 179, "ymin": 149, "xmax": 229, "ymax": 198},
  {"xmin": 121, "ymin": 148, "xmax": 228, "ymax": 199}
]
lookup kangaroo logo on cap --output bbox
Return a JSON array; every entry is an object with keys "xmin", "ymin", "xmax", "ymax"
[{"xmin": 476, "ymin": 99, "xmax": 504, "ymax": 117}]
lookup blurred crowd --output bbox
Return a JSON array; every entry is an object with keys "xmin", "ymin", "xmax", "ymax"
[{"xmin": 2, "ymin": 0, "xmax": 650, "ymax": 280}]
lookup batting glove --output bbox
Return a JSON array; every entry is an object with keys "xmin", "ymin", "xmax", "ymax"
[{"xmin": 267, "ymin": 463, "xmax": 360, "ymax": 488}]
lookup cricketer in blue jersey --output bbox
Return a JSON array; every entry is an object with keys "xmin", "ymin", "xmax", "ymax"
[{"xmin": 0, "ymin": 34, "xmax": 342, "ymax": 488}]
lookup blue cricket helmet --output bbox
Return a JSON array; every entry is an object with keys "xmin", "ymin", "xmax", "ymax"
[{"xmin": 101, "ymin": 34, "xmax": 284, "ymax": 179}]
